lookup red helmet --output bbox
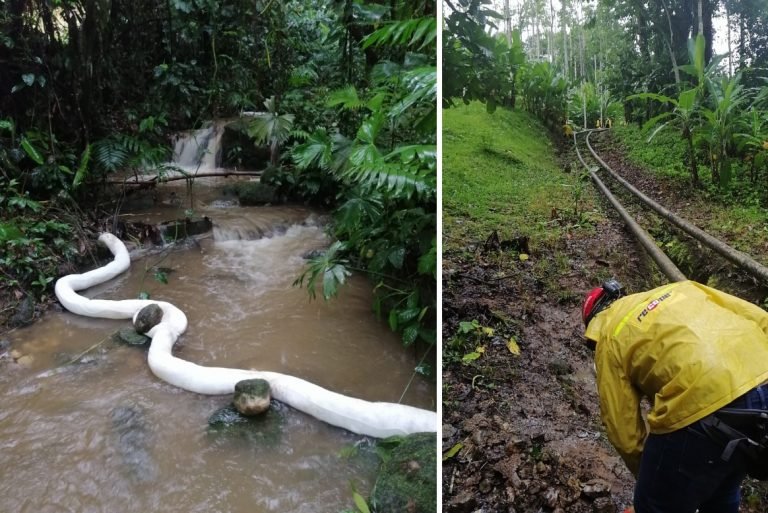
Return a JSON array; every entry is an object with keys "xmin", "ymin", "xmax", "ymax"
[{"xmin": 582, "ymin": 279, "xmax": 623, "ymax": 327}]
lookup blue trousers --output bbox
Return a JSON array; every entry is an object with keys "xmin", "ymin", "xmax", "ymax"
[{"xmin": 634, "ymin": 384, "xmax": 768, "ymax": 513}]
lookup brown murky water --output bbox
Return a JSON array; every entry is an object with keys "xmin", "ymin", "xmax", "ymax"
[{"xmin": 1, "ymin": 193, "xmax": 434, "ymax": 513}]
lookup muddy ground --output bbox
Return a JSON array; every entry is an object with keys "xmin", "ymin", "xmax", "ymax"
[{"xmin": 442, "ymin": 133, "xmax": 768, "ymax": 512}]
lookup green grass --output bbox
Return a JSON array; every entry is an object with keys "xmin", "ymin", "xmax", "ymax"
[
  {"xmin": 443, "ymin": 102, "xmax": 602, "ymax": 252},
  {"xmin": 611, "ymin": 122, "xmax": 768, "ymax": 262},
  {"xmin": 611, "ymin": 123, "xmax": 690, "ymax": 183}
]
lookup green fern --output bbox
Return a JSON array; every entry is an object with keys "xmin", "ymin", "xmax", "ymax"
[{"xmin": 93, "ymin": 138, "xmax": 130, "ymax": 173}]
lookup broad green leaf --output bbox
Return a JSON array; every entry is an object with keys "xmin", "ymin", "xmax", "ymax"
[
  {"xmin": 0, "ymin": 223, "xmax": 23, "ymax": 242},
  {"xmin": 397, "ymin": 307, "xmax": 420, "ymax": 324},
  {"xmin": 388, "ymin": 309, "xmax": 398, "ymax": 331},
  {"xmin": 22, "ymin": 73, "xmax": 34, "ymax": 86},
  {"xmin": 640, "ymin": 112, "xmax": 674, "ymax": 134},
  {"xmin": 21, "ymin": 137, "xmax": 44, "ymax": 165},
  {"xmin": 402, "ymin": 325, "xmax": 419, "ymax": 346},
  {"xmin": 352, "ymin": 491, "xmax": 370, "ymax": 513},
  {"xmin": 462, "ymin": 351, "xmax": 482, "ymax": 363},
  {"xmin": 626, "ymin": 92, "xmax": 674, "ymax": 105},
  {"xmin": 388, "ymin": 247, "xmax": 406, "ymax": 268},
  {"xmin": 356, "ymin": 113, "xmax": 385, "ymax": 144},
  {"xmin": 73, "ymin": 144, "xmax": 91, "ymax": 189},
  {"xmin": 678, "ymin": 88, "xmax": 698, "ymax": 111},
  {"xmin": 417, "ymin": 241, "xmax": 436, "ymax": 276},
  {"xmin": 442, "ymin": 442, "xmax": 463, "ymax": 461},
  {"xmin": 458, "ymin": 320, "xmax": 478, "ymax": 334}
]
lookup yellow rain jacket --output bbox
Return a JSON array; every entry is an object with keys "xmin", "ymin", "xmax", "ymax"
[{"xmin": 585, "ymin": 280, "xmax": 768, "ymax": 475}]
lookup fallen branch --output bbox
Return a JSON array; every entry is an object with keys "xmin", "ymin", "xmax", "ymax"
[{"xmin": 108, "ymin": 170, "xmax": 264, "ymax": 187}]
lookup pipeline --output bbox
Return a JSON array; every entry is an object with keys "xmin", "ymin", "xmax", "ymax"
[
  {"xmin": 585, "ymin": 131, "xmax": 768, "ymax": 286},
  {"xmin": 573, "ymin": 132, "xmax": 687, "ymax": 283}
]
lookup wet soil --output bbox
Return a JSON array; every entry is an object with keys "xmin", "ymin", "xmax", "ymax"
[
  {"xmin": 442, "ymin": 134, "xmax": 768, "ymax": 512},
  {"xmin": 443, "ymin": 215, "xmax": 644, "ymax": 512}
]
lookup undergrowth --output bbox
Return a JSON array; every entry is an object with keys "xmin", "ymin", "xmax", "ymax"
[{"xmin": 611, "ymin": 123, "xmax": 768, "ymax": 262}]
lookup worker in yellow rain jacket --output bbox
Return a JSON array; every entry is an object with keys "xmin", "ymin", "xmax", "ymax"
[{"xmin": 582, "ymin": 279, "xmax": 768, "ymax": 513}]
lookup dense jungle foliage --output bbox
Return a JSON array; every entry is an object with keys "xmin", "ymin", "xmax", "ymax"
[
  {"xmin": 1, "ymin": 1, "xmax": 436, "ymax": 358},
  {"xmin": 444, "ymin": 0, "xmax": 768, "ymax": 195}
]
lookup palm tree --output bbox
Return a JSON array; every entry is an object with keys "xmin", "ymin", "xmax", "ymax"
[
  {"xmin": 247, "ymin": 96, "xmax": 295, "ymax": 167},
  {"xmin": 699, "ymin": 73, "xmax": 749, "ymax": 186},
  {"xmin": 735, "ymin": 109, "xmax": 768, "ymax": 184}
]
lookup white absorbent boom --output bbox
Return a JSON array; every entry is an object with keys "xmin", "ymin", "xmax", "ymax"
[{"xmin": 55, "ymin": 233, "xmax": 436, "ymax": 438}]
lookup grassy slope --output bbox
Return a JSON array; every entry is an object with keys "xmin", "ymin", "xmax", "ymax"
[
  {"xmin": 612, "ymin": 123, "xmax": 768, "ymax": 258},
  {"xmin": 443, "ymin": 102, "xmax": 604, "ymax": 255}
]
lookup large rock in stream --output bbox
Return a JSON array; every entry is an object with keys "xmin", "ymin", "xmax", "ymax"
[
  {"xmin": 207, "ymin": 402, "xmax": 285, "ymax": 447},
  {"xmin": 233, "ymin": 379, "xmax": 271, "ymax": 416},
  {"xmin": 113, "ymin": 328, "xmax": 151, "ymax": 346},
  {"xmin": 133, "ymin": 304, "xmax": 163, "ymax": 334},
  {"xmin": 371, "ymin": 432, "xmax": 437, "ymax": 513}
]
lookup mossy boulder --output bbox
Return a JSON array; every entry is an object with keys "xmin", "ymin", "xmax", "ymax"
[
  {"xmin": 207, "ymin": 402, "xmax": 285, "ymax": 447},
  {"xmin": 233, "ymin": 379, "xmax": 271, "ymax": 416},
  {"xmin": 9, "ymin": 295, "xmax": 35, "ymax": 328},
  {"xmin": 113, "ymin": 328, "xmax": 151, "ymax": 346},
  {"xmin": 371, "ymin": 432, "xmax": 437, "ymax": 513},
  {"xmin": 134, "ymin": 304, "xmax": 163, "ymax": 334}
]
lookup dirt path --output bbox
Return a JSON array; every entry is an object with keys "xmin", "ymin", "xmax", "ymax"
[{"xmin": 442, "ymin": 203, "xmax": 650, "ymax": 512}]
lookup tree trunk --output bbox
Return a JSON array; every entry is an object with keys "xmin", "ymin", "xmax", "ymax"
[
  {"xmin": 561, "ymin": 0, "xmax": 568, "ymax": 80},
  {"xmin": 504, "ymin": 0, "xmax": 511, "ymax": 45},
  {"xmin": 697, "ymin": 0, "xmax": 704, "ymax": 35},
  {"xmin": 685, "ymin": 128, "xmax": 699, "ymax": 186},
  {"xmin": 738, "ymin": 14, "xmax": 745, "ymax": 69},
  {"xmin": 702, "ymin": 0, "xmax": 713, "ymax": 64},
  {"xmin": 656, "ymin": 0, "xmax": 681, "ymax": 88},
  {"xmin": 726, "ymin": 3, "xmax": 732, "ymax": 76}
]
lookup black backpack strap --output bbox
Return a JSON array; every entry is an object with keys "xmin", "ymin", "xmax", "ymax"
[{"xmin": 698, "ymin": 414, "xmax": 762, "ymax": 462}]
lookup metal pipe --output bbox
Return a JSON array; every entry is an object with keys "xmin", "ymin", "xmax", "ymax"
[
  {"xmin": 573, "ymin": 133, "xmax": 687, "ymax": 282},
  {"xmin": 585, "ymin": 131, "xmax": 768, "ymax": 285}
]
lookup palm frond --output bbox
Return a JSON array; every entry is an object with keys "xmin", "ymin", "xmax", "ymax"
[
  {"xmin": 292, "ymin": 129, "xmax": 333, "ymax": 170},
  {"xmin": 389, "ymin": 67, "xmax": 437, "ymax": 119},
  {"xmin": 327, "ymin": 85, "xmax": 366, "ymax": 111},
  {"xmin": 362, "ymin": 17, "xmax": 436, "ymax": 50},
  {"xmin": 93, "ymin": 138, "xmax": 130, "ymax": 173}
]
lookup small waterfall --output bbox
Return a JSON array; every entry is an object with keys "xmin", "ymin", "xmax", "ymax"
[
  {"xmin": 171, "ymin": 121, "xmax": 227, "ymax": 173},
  {"xmin": 211, "ymin": 212, "xmax": 326, "ymax": 242}
]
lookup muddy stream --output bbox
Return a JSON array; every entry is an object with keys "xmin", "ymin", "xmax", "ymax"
[{"xmin": 1, "ymin": 184, "xmax": 434, "ymax": 513}]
